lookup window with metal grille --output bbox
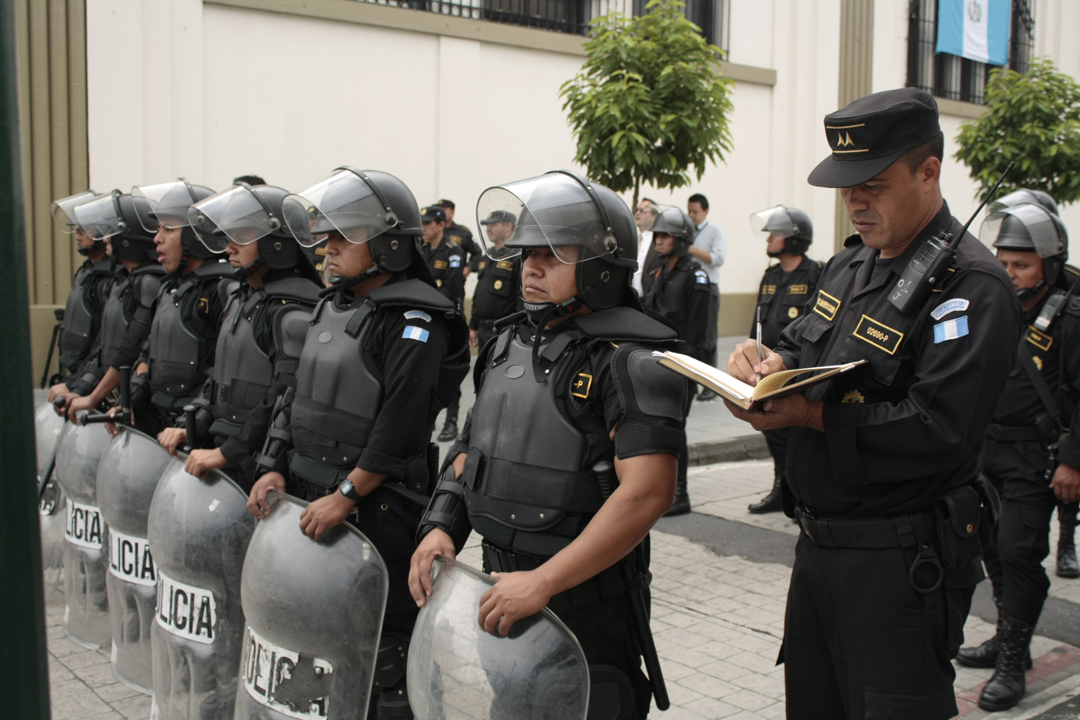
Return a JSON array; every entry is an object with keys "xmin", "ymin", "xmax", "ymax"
[{"xmin": 907, "ymin": 0, "xmax": 1036, "ymax": 105}]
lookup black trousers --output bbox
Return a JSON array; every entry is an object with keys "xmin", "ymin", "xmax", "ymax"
[
  {"xmin": 763, "ymin": 427, "xmax": 788, "ymax": 484},
  {"xmin": 783, "ymin": 533, "xmax": 975, "ymax": 719},
  {"xmin": 980, "ymin": 439, "xmax": 1057, "ymax": 626},
  {"xmin": 705, "ymin": 285, "xmax": 720, "ymax": 368}
]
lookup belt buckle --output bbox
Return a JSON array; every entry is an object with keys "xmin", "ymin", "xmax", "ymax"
[{"xmin": 796, "ymin": 506, "xmax": 818, "ymax": 544}]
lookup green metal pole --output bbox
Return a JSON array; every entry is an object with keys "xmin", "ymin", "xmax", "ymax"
[{"xmin": 0, "ymin": 0, "xmax": 53, "ymax": 716}]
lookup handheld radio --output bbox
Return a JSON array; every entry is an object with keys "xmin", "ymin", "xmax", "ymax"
[{"xmin": 887, "ymin": 162, "xmax": 1014, "ymax": 315}]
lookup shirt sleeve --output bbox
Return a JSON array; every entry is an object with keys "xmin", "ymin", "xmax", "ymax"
[{"xmin": 1052, "ymin": 312, "xmax": 1080, "ymax": 470}]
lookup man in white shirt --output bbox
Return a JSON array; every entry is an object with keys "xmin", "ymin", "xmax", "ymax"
[
  {"xmin": 687, "ymin": 193, "xmax": 725, "ymax": 399},
  {"xmin": 632, "ymin": 199, "xmax": 659, "ymax": 296}
]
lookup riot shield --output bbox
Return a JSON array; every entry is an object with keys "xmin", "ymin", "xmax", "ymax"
[
  {"xmin": 35, "ymin": 397, "xmax": 68, "ymax": 601},
  {"xmin": 97, "ymin": 427, "xmax": 172, "ymax": 693},
  {"xmin": 233, "ymin": 492, "xmax": 388, "ymax": 720},
  {"xmin": 35, "ymin": 396, "xmax": 65, "ymax": 472},
  {"xmin": 148, "ymin": 456, "xmax": 256, "ymax": 720},
  {"xmin": 54, "ymin": 421, "xmax": 113, "ymax": 648},
  {"xmin": 407, "ymin": 558, "xmax": 590, "ymax": 720}
]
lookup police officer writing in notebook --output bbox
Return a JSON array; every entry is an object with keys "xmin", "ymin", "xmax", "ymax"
[{"xmin": 726, "ymin": 88, "xmax": 1021, "ymax": 719}]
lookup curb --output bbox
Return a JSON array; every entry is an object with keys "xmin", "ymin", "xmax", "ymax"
[{"xmin": 688, "ymin": 433, "xmax": 770, "ymax": 467}]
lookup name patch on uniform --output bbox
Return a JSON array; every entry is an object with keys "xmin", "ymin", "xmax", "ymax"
[
  {"xmin": 404, "ymin": 310, "xmax": 431, "ymax": 322},
  {"xmin": 434, "ymin": 260, "xmax": 448, "ymax": 270},
  {"xmin": 449, "ymin": 255, "xmax": 462, "ymax": 268},
  {"xmin": 853, "ymin": 315, "xmax": 903, "ymax": 354},
  {"xmin": 934, "ymin": 316, "xmax": 970, "ymax": 344},
  {"xmin": 813, "ymin": 290, "xmax": 842, "ymax": 322},
  {"xmin": 315, "ymin": 247, "xmax": 327, "ymax": 256},
  {"xmin": 931, "ymin": 298, "xmax": 969, "ymax": 320},
  {"xmin": 762, "ymin": 284, "xmax": 777, "ymax": 295},
  {"xmin": 788, "ymin": 284, "xmax": 809, "ymax": 295},
  {"xmin": 497, "ymin": 260, "xmax": 514, "ymax": 271},
  {"xmin": 695, "ymin": 270, "xmax": 708, "ymax": 284},
  {"xmin": 1025, "ymin": 325, "xmax": 1053, "ymax": 351},
  {"xmin": 571, "ymin": 373, "xmax": 593, "ymax": 399},
  {"xmin": 402, "ymin": 326, "xmax": 430, "ymax": 343}
]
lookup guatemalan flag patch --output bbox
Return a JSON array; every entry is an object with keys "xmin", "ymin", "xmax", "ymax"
[
  {"xmin": 402, "ymin": 325, "xmax": 430, "ymax": 342},
  {"xmin": 933, "ymin": 315, "xmax": 969, "ymax": 344}
]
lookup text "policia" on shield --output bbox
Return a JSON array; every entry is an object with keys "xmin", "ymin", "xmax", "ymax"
[
  {"xmin": 156, "ymin": 571, "xmax": 217, "ymax": 644},
  {"xmin": 108, "ymin": 529, "xmax": 157, "ymax": 586},
  {"xmin": 242, "ymin": 625, "xmax": 334, "ymax": 720},
  {"xmin": 66, "ymin": 500, "xmax": 103, "ymax": 549}
]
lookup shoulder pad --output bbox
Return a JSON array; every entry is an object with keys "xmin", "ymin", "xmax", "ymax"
[
  {"xmin": 276, "ymin": 308, "xmax": 312, "ymax": 360},
  {"xmin": 611, "ymin": 345, "xmax": 688, "ymax": 421},
  {"xmin": 263, "ymin": 276, "xmax": 321, "ymax": 305},
  {"xmin": 91, "ymin": 259, "xmax": 113, "ymax": 275},
  {"xmin": 843, "ymin": 233, "xmax": 864, "ymax": 248},
  {"xmin": 139, "ymin": 273, "xmax": 163, "ymax": 308},
  {"xmin": 573, "ymin": 306, "xmax": 678, "ymax": 343},
  {"xmin": 192, "ymin": 262, "xmax": 234, "ymax": 284},
  {"xmin": 217, "ymin": 278, "xmax": 240, "ymax": 308},
  {"xmin": 132, "ymin": 263, "xmax": 167, "ymax": 278},
  {"xmin": 368, "ymin": 278, "xmax": 455, "ymax": 312}
]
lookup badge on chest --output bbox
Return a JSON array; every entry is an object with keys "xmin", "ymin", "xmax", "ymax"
[{"xmin": 853, "ymin": 315, "xmax": 903, "ymax": 354}]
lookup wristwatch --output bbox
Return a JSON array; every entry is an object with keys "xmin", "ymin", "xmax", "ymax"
[{"xmin": 338, "ymin": 480, "xmax": 362, "ymax": 503}]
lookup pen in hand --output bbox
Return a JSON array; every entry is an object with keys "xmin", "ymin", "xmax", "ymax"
[{"xmin": 755, "ymin": 307, "xmax": 764, "ymax": 384}]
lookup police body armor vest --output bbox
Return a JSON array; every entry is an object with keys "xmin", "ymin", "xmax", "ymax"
[
  {"xmin": 99, "ymin": 264, "xmax": 165, "ymax": 366},
  {"xmin": 59, "ymin": 259, "xmax": 112, "ymax": 370}
]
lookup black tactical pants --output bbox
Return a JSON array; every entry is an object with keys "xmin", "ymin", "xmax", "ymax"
[
  {"xmin": 705, "ymin": 285, "xmax": 720, "ymax": 368},
  {"xmin": 980, "ymin": 439, "xmax": 1057, "ymax": 626},
  {"xmin": 783, "ymin": 532, "xmax": 975, "ymax": 719}
]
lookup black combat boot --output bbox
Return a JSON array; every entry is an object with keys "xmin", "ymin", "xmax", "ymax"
[
  {"xmin": 437, "ymin": 417, "xmax": 458, "ymax": 442},
  {"xmin": 977, "ymin": 615, "xmax": 1036, "ymax": 712},
  {"xmin": 1056, "ymin": 506, "xmax": 1079, "ymax": 578},
  {"xmin": 957, "ymin": 597, "xmax": 1032, "ymax": 669},
  {"xmin": 665, "ymin": 474, "xmax": 690, "ymax": 516},
  {"xmin": 748, "ymin": 474, "xmax": 783, "ymax": 514}
]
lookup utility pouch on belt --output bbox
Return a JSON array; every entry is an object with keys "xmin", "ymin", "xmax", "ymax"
[{"xmin": 934, "ymin": 485, "xmax": 987, "ymax": 571}]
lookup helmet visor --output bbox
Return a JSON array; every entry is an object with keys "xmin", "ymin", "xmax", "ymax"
[
  {"xmin": 981, "ymin": 204, "xmax": 1065, "ymax": 258},
  {"xmin": 476, "ymin": 173, "xmax": 610, "ymax": 265},
  {"xmin": 132, "ymin": 180, "xmax": 199, "ymax": 232},
  {"xmin": 283, "ymin": 169, "xmax": 394, "ymax": 248},
  {"xmin": 750, "ymin": 206, "xmax": 798, "ymax": 239},
  {"xmin": 188, "ymin": 185, "xmax": 277, "ymax": 253},
  {"xmin": 73, "ymin": 193, "xmax": 126, "ymax": 240},
  {"xmin": 51, "ymin": 191, "xmax": 98, "ymax": 233}
]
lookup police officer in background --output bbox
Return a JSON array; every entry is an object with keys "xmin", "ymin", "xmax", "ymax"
[
  {"xmin": 65, "ymin": 191, "xmax": 167, "ymax": 422},
  {"xmin": 727, "ymin": 88, "xmax": 1021, "ymax": 718},
  {"xmin": 247, "ymin": 168, "xmax": 469, "ymax": 719},
  {"xmin": 745, "ymin": 205, "xmax": 821, "ymax": 515},
  {"xmin": 469, "ymin": 210, "xmax": 522, "ymax": 351},
  {"xmin": 46, "ymin": 191, "xmax": 115, "ymax": 409},
  {"xmin": 435, "ymin": 198, "xmax": 484, "ymax": 274},
  {"xmin": 155, "ymin": 182, "xmax": 322, "ymax": 487},
  {"xmin": 420, "ymin": 204, "xmax": 468, "ymax": 441},
  {"xmin": 410, "ymin": 170, "xmax": 689, "ymax": 719},
  {"xmin": 956, "ymin": 196, "xmax": 1080, "ymax": 711}
]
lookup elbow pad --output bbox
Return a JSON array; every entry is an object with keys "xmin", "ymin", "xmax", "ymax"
[
  {"xmin": 417, "ymin": 464, "xmax": 472, "ymax": 552},
  {"xmin": 253, "ymin": 388, "xmax": 293, "ymax": 476}
]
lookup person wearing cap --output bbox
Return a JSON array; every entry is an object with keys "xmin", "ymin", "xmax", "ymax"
[
  {"xmin": 410, "ymin": 170, "xmax": 689, "ymax": 718},
  {"xmin": 469, "ymin": 210, "xmax": 523, "ymax": 351},
  {"xmin": 435, "ymin": 198, "xmax": 484, "ymax": 274},
  {"xmin": 46, "ymin": 191, "xmax": 116, "ymax": 410},
  {"xmin": 745, "ymin": 205, "xmax": 822, "ymax": 515},
  {"xmin": 726, "ymin": 88, "xmax": 1021, "ymax": 718},
  {"xmin": 420, "ymin": 204, "xmax": 468, "ymax": 442},
  {"xmin": 954, "ymin": 195, "xmax": 1080, "ymax": 711}
]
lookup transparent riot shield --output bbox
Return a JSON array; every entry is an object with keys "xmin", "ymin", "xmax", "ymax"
[
  {"xmin": 233, "ymin": 492, "xmax": 389, "ymax": 720},
  {"xmin": 148, "ymin": 456, "xmax": 257, "ymax": 720},
  {"xmin": 407, "ymin": 558, "xmax": 590, "ymax": 720},
  {"xmin": 35, "ymin": 397, "xmax": 68, "ymax": 601},
  {"xmin": 54, "ymin": 421, "xmax": 113, "ymax": 648},
  {"xmin": 96, "ymin": 427, "xmax": 172, "ymax": 693}
]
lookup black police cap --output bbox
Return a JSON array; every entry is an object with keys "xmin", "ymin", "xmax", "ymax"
[
  {"xmin": 421, "ymin": 206, "xmax": 447, "ymax": 223},
  {"xmin": 808, "ymin": 88, "xmax": 941, "ymax": 189}
]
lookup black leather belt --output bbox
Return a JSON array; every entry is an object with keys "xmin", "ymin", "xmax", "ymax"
[
  {"xmin": 795, "ymin": 504, "xmax": 931, "ymax": 550},
  {"xmin": 481, "ymin": 539, "xmax": 631, "ymax": 608},
  {"xmin": 986, "ymin": 423, "xmax": 1043, "ymax": 442}
]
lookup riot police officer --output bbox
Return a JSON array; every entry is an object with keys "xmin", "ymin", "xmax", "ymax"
[
  {"xmin": 46, "ymin": 191, "xmax": 114, "ymax": 408},
  {"xmin": 420, "ymin": 204, "xmax": 467, "ymax": 441},
  {"xmin": 726, "ymin": 88, "xmax": 1021, "ymax": 719},
  {"xmin": 468, "ymin": 210, "xmax": 522, "ymax": 351},
  {"xmin": 955, "ymin": 198, "xmax": 1080, "ymax": 711},
  {"xmin": 155, "ymin": 182, "xmax": 323, "ymax": 487},
  {"xmin": 745, "ymin": 205, "xmax": 821, "ymax": 515},
  {"xmin": 65, "ymin": 191, "xmax": 166, "ymax": 422},
  {"xmin": 246, "ymin": 167, "xmax": 469, "ymax": 719},
  {"xmin": 410, "ymin": 170, "xmax": 689, "ymax": 719},
  {"xmin": 435, "ymin": 198, "xmax": 484, "ymax": 272}
]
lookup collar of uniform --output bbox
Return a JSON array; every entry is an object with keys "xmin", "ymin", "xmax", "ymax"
[{"xmin": 852, "ymin": 201, "xmax": 954, "ymax": 297}]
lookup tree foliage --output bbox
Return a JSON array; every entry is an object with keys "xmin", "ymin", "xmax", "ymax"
[
  {"xmin": 955, "ymin": 58, "xmax": 1080, "ymax": 205},
  {"xmin": 559, "ymin": 0, "xmax": 734, "ymax": 207}
]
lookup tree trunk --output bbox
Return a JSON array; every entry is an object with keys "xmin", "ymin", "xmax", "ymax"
[{"xmin": 632, "ymin": 175, "xmax": 641, "ymax": 212}]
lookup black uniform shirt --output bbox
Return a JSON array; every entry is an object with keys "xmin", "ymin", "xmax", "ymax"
[
  {"xmin": 750, "ymin": 255, "xmax": 822, "ymax": 349},
  {"xmin": 774, "ymin": 203, "xmax": 1021, "ymax": 516},
  {"xmin": 642, "ymin": 255, "xmax": 712, "ymax": 363},
  {"xmin": 420, "ymin": 238, "xmax": 466, "ymax": 312},
  {"xmin": 469, "ymin": 254, "xmax": 523, "ymax": 329},
  {"xmin": 446, "ymin": 222, "xmax": 483, "ymax": 264}
]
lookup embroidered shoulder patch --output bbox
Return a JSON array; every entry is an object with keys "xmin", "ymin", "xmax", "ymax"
[
  {"xmin": 1025, "ymin": 325, "xmax": 1053, "ymax": 351},
  {"xmin": 404, "ymin": 310, "xmax": 432, "ymax": 322},
  {"xmin": 931, "ymin": 298, "xmax": 969, "ymax": 321},
  {"xmin": 813, "ymin": 289, "xmax": 842, "ymax": 321},
  {"xmin": 933, "ymin": 316, "xmax": 970, "ymax": 344},
  {"xmin": 853, "ymin": 315, "xmax": 904, "ymax": 354},
  {"xmin": 402, "ymin": 326, "xmax": 430, "ymax": 342},
  {"xmin": 449, "ymin": 255, "xmax": 462, "ymax": 268},
  {"xmin": 695, "ymin": 270, "xmax": 709, "ymax": 284},
  {"xmin": 571, "ymin": 373, "xmax": 593, "ymax": 399}
]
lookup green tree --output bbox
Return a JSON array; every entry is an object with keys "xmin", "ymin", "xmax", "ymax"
[
  {"xmin": 955, "ymin": 58, "xmax": 1080, "ymax": 205},
  {"xmin": 559, "ymin": 0, "xmax": 734, "ymax": 208}
]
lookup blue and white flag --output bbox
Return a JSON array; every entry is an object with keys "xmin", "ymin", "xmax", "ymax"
[{"xmin": 936, "ymin": 0, "xmax": 1011, "ymax": 67}]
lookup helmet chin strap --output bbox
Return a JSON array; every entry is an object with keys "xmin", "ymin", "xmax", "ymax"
[
  {"xmin": 527, "ymin": 290, "xmax": 589, "ymax": 382},
  {"xmin": 319, "ymin": 263, "xmax": 382, "ymax": 298},
  {"xmin": 235, "ymin": 257, "xmax": 266, "ymax": 283},
  {"xmin": 1016, "ymin": 279, "xmax": 1046, "ymax": 301}
]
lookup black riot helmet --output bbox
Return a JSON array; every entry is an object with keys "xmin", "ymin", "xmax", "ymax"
[
  {"xmin": 189, "ymin": 183, "xmax": 318, "ymax": 280},
  {"xmin": 981, "ymin": 202, "xmax": 1069, "ymax": 299},
  {"xmin": 476, "ymin": 170, "xmax": 638, "ymax": 315},
  {"xmin": 750, "ymin": 205, "xmax": 814, "ymax": 257},
  {"xmin": 51, "ymin": 190, "xmax": 105, "ymax": 256},
  {"xmin": 282, "ymin": 167, "xmax": 422, "ymax": 286},
  {"xmin": 132, "ymin": 179, "xmax": 217, "ymax": 264},
  {"xmin": 990, "ymin": 188, "xmax": 1060, "ymax": 218},
  {"xmin": 651, "ymin": 206, "xmax": 696, "ymax": 257},
  {"xmin": 74, "ymin": 190, "xmax": 159, "ymax": 263}
]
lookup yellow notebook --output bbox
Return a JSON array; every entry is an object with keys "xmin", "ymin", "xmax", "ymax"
[{"xmin": 654, "ymin": 350, "xmax": 867, "ymax": 410}]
